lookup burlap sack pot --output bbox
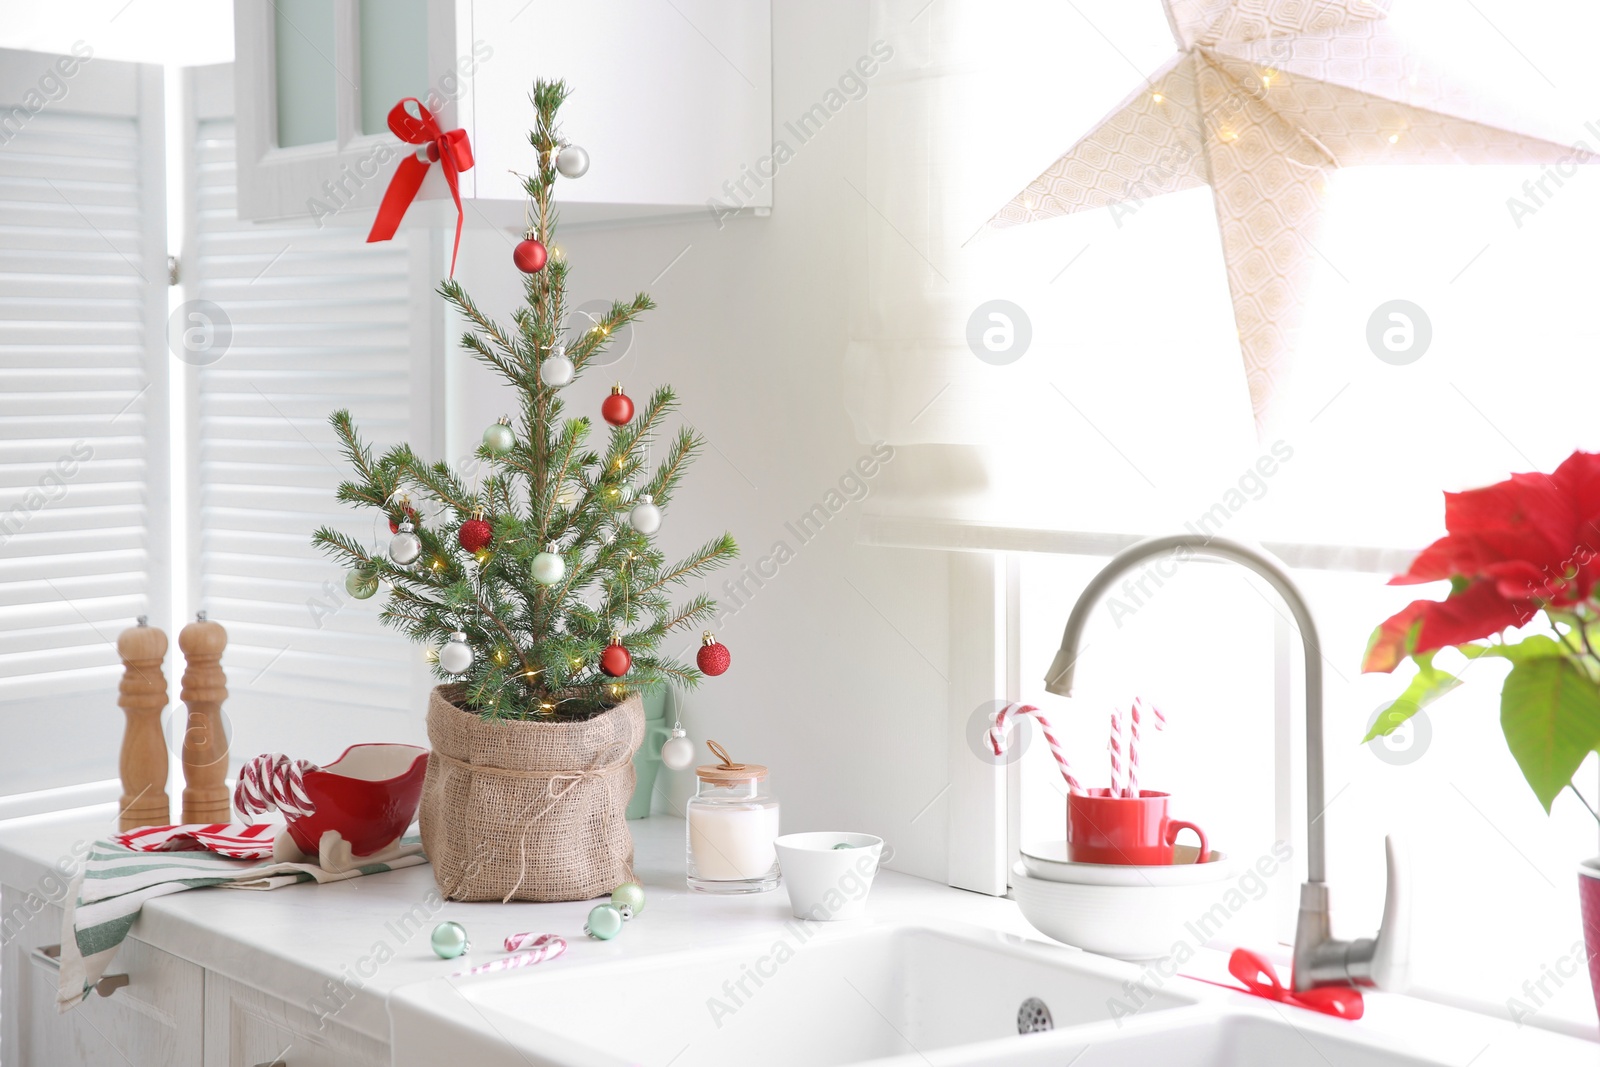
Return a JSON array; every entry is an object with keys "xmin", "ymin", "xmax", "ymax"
[{"xmin": 420, "ymin": 685, "xmax": 645, "ymax": 902}]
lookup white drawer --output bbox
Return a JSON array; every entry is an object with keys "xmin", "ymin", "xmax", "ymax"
[
  {"xmin": 204, "ymin": 972, "xmax": 389, "ymax": 1067},
  {"xmin": 1, "ymin": 884, "xmax": 205, "ymax": 1067}
]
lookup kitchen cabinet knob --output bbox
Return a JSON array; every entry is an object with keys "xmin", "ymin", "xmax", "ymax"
[
  {"xmin": 30, "ymin": 944, "xmax": 130, "ymax": 998},
  {"xmin": 94, "ymin": 973, "xmax": 130, "ymax": 997}
]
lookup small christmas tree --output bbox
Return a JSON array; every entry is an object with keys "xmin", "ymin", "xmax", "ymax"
[{"xmin": 313, "ymin": 80, "xmax": 737, "ymax": 721}]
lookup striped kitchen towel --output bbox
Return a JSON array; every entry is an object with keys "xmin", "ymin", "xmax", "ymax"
[
  {"xmin": 57, "ymin": 831, "xmax": 425, "ymax": 1012},
  {"xmin": 113, "ymin": 822, "xmax": 281, "ymax": 859}
]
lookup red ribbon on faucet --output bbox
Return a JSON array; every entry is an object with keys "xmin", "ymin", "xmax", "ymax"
[
  {"xmin": 365, "ymin": 97, "xmax": 474, "ymax": 275},
  {"xmin": 1187, "ymin": 949, "xmax": 1365, "ymax": 1020}
]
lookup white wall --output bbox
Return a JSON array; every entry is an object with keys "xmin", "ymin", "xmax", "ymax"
[
  {"xmin": 446, "ymin": 2, "xmax": 955, "ymax": 880},
  {"xmin": 0, "ymin": 2, "xmax": 233, "ymax": 66}
]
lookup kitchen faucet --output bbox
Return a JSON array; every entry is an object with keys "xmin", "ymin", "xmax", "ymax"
[{"xmin": 1043, "ymin": 534, "xmax": 1409, "ymax": 992}]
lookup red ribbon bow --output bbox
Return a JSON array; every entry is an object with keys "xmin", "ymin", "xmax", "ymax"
[
  {"xmin": 1221, "ymin": 949, "xmax": 1365, "ymax": 1020},
  {"xmin": 366, "ymin": 98, "xmax": 474, "ymax": 275}
]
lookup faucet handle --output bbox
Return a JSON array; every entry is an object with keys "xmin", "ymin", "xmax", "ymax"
[
  {"xmin": 1343, "ymin": 834, "xmax": 1410, "ymax": 991},
  {"xmin": 1366, "ymin": 834, "xmax": 1410, "ymax": 991},
  {"xmin": 1294, "ymin": 834, "xmax": 1410, "ymax": 992}
]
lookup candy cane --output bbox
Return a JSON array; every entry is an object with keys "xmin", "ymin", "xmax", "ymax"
[
  {"xmin": 1128, "ymin": 697, "xmax": 1167, "ymax": 800},
  {"xmin": 989, "ymin": 703, "xmax": 1083, "ymax": 795},
  {"xmin": 455, "ymin": 935, "xmax": 567, "ymax": 977},
  {"xmin": 503, "ymin": 930, "xmax": 558, "ymax": 952},
  {"xmin": 234, "ymin": 753, "xmax": 320, "ymax": 819},
  {"xmin": 1109, "ymin": 708, "xmax": 1126, "ymax": 798}
]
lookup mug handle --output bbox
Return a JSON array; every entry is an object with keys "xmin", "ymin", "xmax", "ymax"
[{"xmin": 1166, "ymin": 820, "xmax": 1209, "ymax": 863}]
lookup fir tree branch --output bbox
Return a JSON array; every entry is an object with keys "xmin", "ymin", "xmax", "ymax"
[
  {"xmin": 570, "ymin": 294, "xmax": 655, "ymax": 370},
  {"xmin": 643, "ymin": 426, "xmax": 700, "ymax": 507},
  {"xmin": 441, "ymin": 279, "xmax": 528, "ymax": 377},
  {"xmin": 641, "ymin": 534, "xmax": 739, "ymax": 595},
  {"xmin": 458, "ymin": 331, "xmax": 523, "ymax": 382}
]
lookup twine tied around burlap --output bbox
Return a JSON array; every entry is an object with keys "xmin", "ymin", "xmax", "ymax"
[{"xmin": 420, "ymin": 686, "xmax": 645, "ymax": 903}]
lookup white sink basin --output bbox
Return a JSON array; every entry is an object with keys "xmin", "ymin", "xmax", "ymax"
[
  {"xmin": 389, "ymin": 920, "xmax": 1600, "ymax": 1067},
  {"xmin": 389, "ymin": 921, "xmax": 1196, "ymax": 1067}
]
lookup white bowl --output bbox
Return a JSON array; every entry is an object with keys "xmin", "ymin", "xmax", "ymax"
[
  {"xmin": 774, "ymin": 832, "xmax": 884, "ymax": 921},
  {"xmin": 1020, "ymin": 840, "xmax": 1236, "ymax": 886},
  {"xmin": 1011, "ymin": 861, "xmax": 1233, "ymax": 961}
]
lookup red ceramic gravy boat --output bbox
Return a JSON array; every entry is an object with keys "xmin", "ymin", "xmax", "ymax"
[{"xmin": 285, "ymin": 743, "xmax": 429, "ymax": 858}]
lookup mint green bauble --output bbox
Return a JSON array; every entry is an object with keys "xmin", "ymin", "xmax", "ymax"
[
  {"xmin": 610, "ymin": 881, "xmax": 645, "ymax": 916},
  {"xmin": 430, "ymin": 921, "xmax": 469, "ymax": 959},
  {"xmin": 345, "ymin": 565, "xmax": 379, "ymax": 599},
  {"xmin": 585, "ymin": 904, "xmax": 624, "ymax": 940}
]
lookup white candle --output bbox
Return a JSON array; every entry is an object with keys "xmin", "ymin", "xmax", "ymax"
[{"xmin": 688, "ymin": 803, "xmax": 780, "ymax": 880}]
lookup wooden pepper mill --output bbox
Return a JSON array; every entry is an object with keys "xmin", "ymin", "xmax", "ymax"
[
  {"xmin": 116, "ymin": 616, "xmax": 171, "ymax": 832},
  {"xmin": 179, "ymin": 611, "xmax": 231, "ymax": 824}
]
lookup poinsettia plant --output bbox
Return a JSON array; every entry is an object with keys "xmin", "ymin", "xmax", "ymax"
[{"xmin": 1365, "ymin": 450, "xmax": 1600, "ymax": 815}]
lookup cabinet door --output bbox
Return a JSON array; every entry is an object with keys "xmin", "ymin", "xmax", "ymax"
[
  {"xmin": 232, "ymin": 0, "xmax": 466, "ymax": 222},
  {"xmin": 232, "ymin": 0, "xmax": 772, "ymax": 225},
  {"xmin": 204, "ymin": 972, "xmax": 390, "ymax": 1067},
  {"xmin": 465, "ymin": 0, "xmax": 772, "ymax": 219},
  {"xmin": 0, "ymin": 886, "xmax": 204, "ymax": 1067}
]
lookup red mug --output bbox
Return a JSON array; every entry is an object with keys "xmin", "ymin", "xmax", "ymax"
[{"xmin": 1067, "ymin": 789, "xmax": 1208, "ymax": 866}]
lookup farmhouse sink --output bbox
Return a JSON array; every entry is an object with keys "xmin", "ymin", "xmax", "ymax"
[
  {"xmin": 388, "ymin": 921, "xmax": 1196, "ymax": 1067},
  {"xmin": 388, "ymin": 920, "xmax": 1600, "ymax": 1067}
]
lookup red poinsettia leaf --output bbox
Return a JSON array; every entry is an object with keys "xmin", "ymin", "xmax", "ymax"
[
  {"xmin": 1480, "ymin": 559, "xmax": 1562, "ymax": 602},
  {"xmin": 1389, "ymin": 534, "xmax": 1466, "ymax": 585},
  {"xmin": 1553, "ymin": 451, "xmax": 1600, "ymax": 587},
  {"xmin": 1362, "ymin": 580, "xmax": 1533, "ymax": 674},
  {"xmin": 1453, "ymin": 475, "xmax": 1574, "ymax": 567}
]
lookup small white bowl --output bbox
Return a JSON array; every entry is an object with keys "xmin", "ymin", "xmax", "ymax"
[
  {"xmin": 1020, "ymin": 840, "xmax": 1236, "ymax": 886},
  {"xmin": 774, "ymin": 832, "xmax": 884, "ymax": 921},
  {"xmin": 1011, "ymin": 861, "xmax": 1233, "ymax": 961}
]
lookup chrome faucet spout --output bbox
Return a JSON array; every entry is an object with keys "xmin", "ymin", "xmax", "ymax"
[{"xmin": 1042, "ymin": 534, "xmax": 1408, "ymax": 992}]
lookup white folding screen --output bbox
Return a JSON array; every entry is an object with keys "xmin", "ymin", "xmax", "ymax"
[
  {"xmin": 180, "ymin": 64, "xmax": 438, "ymax": 766},
  {"xmin": 0, "ymin": 49, "xmax": 169, "ymax": 799}
]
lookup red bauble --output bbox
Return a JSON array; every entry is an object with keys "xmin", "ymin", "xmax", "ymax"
[
  {"xmin": 458, "ymin": 517, "xmax": 493, "ymax": 553},
  {"xmin": 513, "ymin": 238, "xmax": 548, "ymax": 273},
  {"xmin": 697, "ymin": 632, "xmax": 731, "ymax": 677},
  {"xmin": 599, "ymin": 640, "xmax": 632, "ymax": 677},
  {"xmin": 388, "ymin": 503, "xmax": 418, "ymax": 534},
  {"xmin": 601, "ymin": 384, "xmax": 634, "ymax": 426}
]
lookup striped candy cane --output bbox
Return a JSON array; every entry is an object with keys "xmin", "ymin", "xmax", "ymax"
[
  {"xmin": 233, "ymin": 753, "xmax": 320, "ymax": 819},
  {"xmin": 989, "ymin": 703, "xmax": 1084, "ymax": 795},
  {"xmin": 503, "ymin": 930, "xmax": 558, "ymax": 952},
  {"xmin": 1128, "ymin": 698, "xmax": 1167, "ymax": 800},
  {"xmin": 455, "ymin": 935, "xmax": 567, "ymax": 977},
  {"xmin": 1108, "ymin": 708, "xmax": 1126, "ymax": 798}
]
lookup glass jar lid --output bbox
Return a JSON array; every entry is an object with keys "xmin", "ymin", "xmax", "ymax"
[{"xmin": 695, "ymin": 739, "xmax": 768, "ymax": 784}]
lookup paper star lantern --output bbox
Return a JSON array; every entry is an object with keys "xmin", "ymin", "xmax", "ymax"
[{"xmin": 991, "ymin": 0, "xmax": 1592, "ymax": 428}]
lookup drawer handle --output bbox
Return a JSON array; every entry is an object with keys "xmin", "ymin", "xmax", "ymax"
[
  {"xmin": 31, "ymin": 944, "xmax": 131, "ymax": 998},
  {"xmin": 252, "ymin": 1061, "xmax": 288, "ymax": 1066}
]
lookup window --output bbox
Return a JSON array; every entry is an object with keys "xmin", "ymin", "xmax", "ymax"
[{"xmin": 853, "ymin": 0, "xmax": 1600, "ymax": 1034}]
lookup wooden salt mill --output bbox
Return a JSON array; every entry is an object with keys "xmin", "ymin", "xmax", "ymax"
[
  {"xmin": 116, "ymin": 617, "xmax": 171, "ymax": 832},
  {"xmin": 179, "ymin": 611, "xmax": 231, "ymax": 824}
]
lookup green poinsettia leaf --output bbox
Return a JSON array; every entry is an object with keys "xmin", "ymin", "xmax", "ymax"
[
  {"xmin": 1363, "ymin": 651, "xmax": 1462, "ymax": 743},
  {"xmin": 1499, "ymin": 657, "xmax": 1600, "ymax": 813},
  {"xmin": 1472, "ymin": 634, "xmax": 1567, "ymax": 664}
]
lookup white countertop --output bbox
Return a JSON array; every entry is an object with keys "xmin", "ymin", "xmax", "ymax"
[
  {"xmin": 3, "ymin": 806, "xmax": 1596, "ymax": 1064},
  {"xmin": 0, "ymin": 806, "xmax": 1032, "ymax": 1041}
]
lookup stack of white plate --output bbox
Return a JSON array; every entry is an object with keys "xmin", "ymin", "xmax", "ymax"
[{"xmin": 1012, "ymin": 841, "xmax": 1238, "ymax": 961}]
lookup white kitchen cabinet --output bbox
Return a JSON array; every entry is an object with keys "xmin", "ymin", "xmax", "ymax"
[
  {"xmin": 0, "ymin": 884, "xmax": 393, "ymax": 1067},
  {"xmin": 0, "ymin": 888, "xmax": 205, "ymax": 1067},
  {"xmin": 204, "ymin": 973, "xmax": 390, "ymax": 1067},
  {"xmin": 232, "ymin": 0, "xmax": 771, "ymax": 226}
]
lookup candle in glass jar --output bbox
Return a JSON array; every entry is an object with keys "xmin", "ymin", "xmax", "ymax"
[
  {"xmin": 688, "ymin": 803, "xmax": 780, "ymax": 880},
  {"xmin": 684, "ymin": 741, "xmax": 780, "ymax": 893}
]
